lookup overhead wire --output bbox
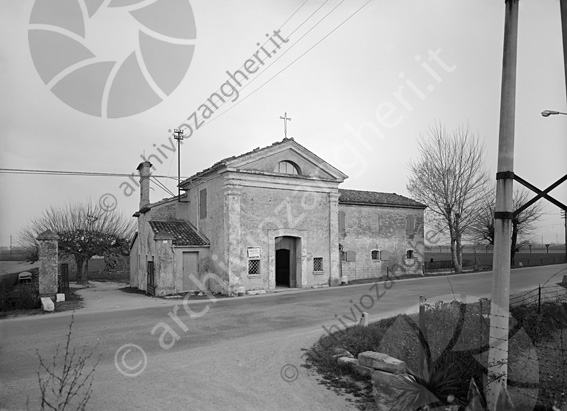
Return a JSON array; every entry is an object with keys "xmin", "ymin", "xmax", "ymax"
[
  {"xmin": 150, "ymin": 176, "xmax": 176, "ymax": 197},
  {"xmin": 0, "ymin": 167, "xmax": 188, "ymax": 180},
  {"xmin": 201, "ymin": 0, "xmax": 372, "ymax": 127},
  {"xmin": 184, "ymin": 0, "xmax": 318, "ymax": 127}
]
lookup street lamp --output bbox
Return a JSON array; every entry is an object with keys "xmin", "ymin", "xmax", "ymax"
[
  {"xmin": 541, "ymin": 109, "xmax": 567, "ymax": 117},
  {"xmin": 542, "ymin": 110, "xmax": 567, "ymax": 264}
]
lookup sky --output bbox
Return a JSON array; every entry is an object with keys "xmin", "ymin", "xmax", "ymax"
[{"xmin": 1, "ymin": 0, "xmax": 566, "ymax": 248}]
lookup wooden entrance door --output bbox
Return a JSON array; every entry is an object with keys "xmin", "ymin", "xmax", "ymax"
[
  {"xmin": 275, "ymin": 236, "xmax": 298, "ymax": 287},
  {"xmin": 182, "ymin": 252, "xmax": 199, "ymax": 291}
]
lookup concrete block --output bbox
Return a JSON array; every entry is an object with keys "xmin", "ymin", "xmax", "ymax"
[
  {"xmin": 332, "ymin": 348, "xmax": 354, "ymax": 359},
  {"xmin": 337, "ymin": 357, "xmax": 357, "ymax": 366},
  {"xmin": 56, "ymin": 293, "xmax": 65, "ymax": 302},
  {"xmin": 371, "ymin": 370, "xmax": 408, "ymax": 411},
  {"xmin": 40, "ymin": 297, "xmax": 55, "ymax": 312},
  {"xmin": 358, "ymin": 351, "xmax": 406, "ymax": 374},
  {"xmin": 246, "ymin": 289, "xmax": 266, "ymax": 295},
  {"xmin": 337, "ymin": 357, "xmax": 374, "ymax": 377}
]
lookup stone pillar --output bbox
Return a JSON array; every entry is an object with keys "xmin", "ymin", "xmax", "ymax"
[
  {"xmin": 223, "ymin": 184, "xmax": 243, "ymax": 293},
  {"xmin": 37, "ymin": 230, "xmax": 59, "ymax": 297},
  {"xmin": 328, "ymin": 191, "xmax": 341, "ymax": 286}
]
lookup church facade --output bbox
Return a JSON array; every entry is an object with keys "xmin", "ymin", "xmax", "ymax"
[{"xmin": 129, "ymin": 138, "xmax": 426, "ymax": 296}]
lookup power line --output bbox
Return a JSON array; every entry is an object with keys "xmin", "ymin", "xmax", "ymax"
[
  {"xmin": 205, "ymin": 0, "xmax": 372, "ymax": 127},
  {"xmin": 151, "ymin": 176, "xmax": 176, "ymax": 197},
  {"xmin": 189, "ymin": 0, "xmax": 368, "ymax": 127},
  {"xmin": 0, "ymin": 167, "xmax": 188, "ymax": 179},
  {"xmin": 184, "ymin": 0, "xmax": 318, "ymax": 127}
]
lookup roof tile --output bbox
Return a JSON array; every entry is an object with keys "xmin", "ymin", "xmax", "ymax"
[
  {"xmin": 148, "ymin": 221, "xmax": 209, "ymax": 246},
  {"xmin": 339, "ymin": 189, "xmax": 426, "ymax": 209}
]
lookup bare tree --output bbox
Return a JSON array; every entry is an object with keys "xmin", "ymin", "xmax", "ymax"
[
  {"xmin": 407, "ymin": 123, "xmax": 490, "ymax": 272},
  {"xmin": 18, "ymin": 200, "xmax": 135, "ymax": 284},
  {"xmin": 37, "ymin": 314, "xmax": 99, "ymax": 411},
  {"xmin": 469, "ymin": 187, "xmax": 544, "ymax": 265}
]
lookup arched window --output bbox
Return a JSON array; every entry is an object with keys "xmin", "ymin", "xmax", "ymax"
[
  {"xmin": 371, "ymin": 250, "xmax": 381, "ymax": 261},
  {"xmin": 276, "ymin": 161, "xmax": 300, "ymax": 175},
  {"xmin": 406, "ymin": 249, "xmax": 414, "ymax": 259}
]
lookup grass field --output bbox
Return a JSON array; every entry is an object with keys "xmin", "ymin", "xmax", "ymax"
[
  {"xmin": 425, "ymin": 252, "xmax": 566, "ymax": 271},
  {"xmin": 0, "ymin": 257, "xmax": 129, "ymax": 288}
]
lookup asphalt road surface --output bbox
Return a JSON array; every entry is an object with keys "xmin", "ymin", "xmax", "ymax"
[{"xmin": 1, "ymin": 264, "xmax": 566, "ymax": 411}]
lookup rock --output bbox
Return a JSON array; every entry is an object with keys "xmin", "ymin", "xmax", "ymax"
[
  {"xmin": 371, "ymin": 370, "xmax": 408, "ymax": 411},
  {"xmin": 246, "ymin": 289, "xmax": 266, "ymax": 295},
  {"xmin": 332, "ymin": 347, "xmax": 354, "ymax": 359},
  {"xmin": 358, "ymin": 351, "xmax": 406, "ymax": 374},
  {"xmin": 40, "ymin": 297, "xmax": 55, "ymax": 312},
  {"xmin": 337, "ymin": 357, "xmax": 374, "ymax": 377}
]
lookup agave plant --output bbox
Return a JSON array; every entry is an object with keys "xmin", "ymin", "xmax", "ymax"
[
  {"xmin": 391, "ymin": 359, "xmax": 463, "ymax": 410},
  {"xmin": 464, "ymin": 378, "xmax": 517, "ymax": 411},
  {"xmin": 391, "ymin": 370, "xmax": 519, "ymax": 411}
]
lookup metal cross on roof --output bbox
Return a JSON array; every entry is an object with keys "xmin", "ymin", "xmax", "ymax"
[{"xmin": 279, "ymin": 112, "xmax": 291, "ymax": 138}]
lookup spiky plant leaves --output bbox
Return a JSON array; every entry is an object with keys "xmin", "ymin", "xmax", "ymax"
[
  {"xmin": 465, "ymin": 378, "xmax": 484, "ymax": 411},
  {"xmin": 495, "ymin": 381, "xmax": 515, "ymax": 411}
]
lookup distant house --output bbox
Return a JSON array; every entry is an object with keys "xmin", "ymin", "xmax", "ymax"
[{"xmin": 130, "ymin": 138, "xmax": 425, "ymax": 296}]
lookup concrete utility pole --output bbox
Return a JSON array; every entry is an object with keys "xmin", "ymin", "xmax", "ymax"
[
  {"xmin": 487, "ymin": 0, "xmax": 519, "ymax": 408},
  {"xmin": 561, "ymin": 0, "xmax": 567, "ymax": 94},
  {"xmin": 563, "ymin": 210, "xmax": 567, "ymax": 262},
  {"xmin": 173, "ymin": 129, "xmax": 184, "ymax": 201}
]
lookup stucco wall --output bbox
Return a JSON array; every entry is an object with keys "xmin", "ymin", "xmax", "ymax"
[
  {"xmin": 239, "ymin": 150, "xmax": 334, "ymax": 179},
  {"xmin": 339, "ymin": 204, "xmax": 424, "ymax": 280},
  {"xmin": 237, "ymin": 183, "xmax": 335, "ymax": 290}
]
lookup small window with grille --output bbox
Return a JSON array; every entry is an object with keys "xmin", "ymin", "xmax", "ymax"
[
  {"xmin": 313, "ymin": 257, "xmax": 323, "ymax": 272},
  {"xmin": 371, "ymin": 250, "xmax": 381, "ymax": 261},
  {"xmin": 248, "ymin": 259, "xmax": 260, "ymax": 275}
]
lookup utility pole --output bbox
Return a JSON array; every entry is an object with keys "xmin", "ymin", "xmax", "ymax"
[
  {"xmin": 487, "ymin": 0, "xmax": 519, "ymax": 408},
  {"xmin": 173, "ymin": 129, "xmax": 184, "ymax": 201},
  {"xmin": 563, "ymin": 210, "xmax": 567, "ymax": 263},
  {"xmin": 561, "ymin": 0, "xmax": 567, "ymax": 94},
  {"xmin": 561, "ymin": 0, "xmax": 567, "ymax": 265}
]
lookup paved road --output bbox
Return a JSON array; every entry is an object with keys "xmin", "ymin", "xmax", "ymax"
[{"xmin": 1, "ymin": 264, "xmax": 565, "ymax": 410}]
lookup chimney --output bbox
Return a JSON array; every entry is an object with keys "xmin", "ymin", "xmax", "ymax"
[{"xmin": 137, "ymin": 161, "xmax": 152, "ymax": 210}]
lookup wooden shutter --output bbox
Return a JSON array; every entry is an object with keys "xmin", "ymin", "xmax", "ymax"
[
  {"xmin": 199, "ymin": 188, "xmax": 207, "ymax": 219},
  {"xmin": 339, "ymin": 210, "xmax": 346, "ymax": 235},
  {"xmin": 346, "ymin": 250, "xmax": 356, "ymax": 262},
  {"xmin": 406, "ymin": 215, "xmax": 415, "ymax": 234}
]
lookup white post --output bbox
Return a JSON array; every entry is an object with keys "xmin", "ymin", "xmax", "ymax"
[{"xmin": 487, "ymin": 0, "xmax": 519, "ymax": 408}]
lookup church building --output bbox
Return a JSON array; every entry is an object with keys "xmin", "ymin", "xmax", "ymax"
[{"xmin": 129, "ymin": 138, "xmax": 426, "ymax": 296}]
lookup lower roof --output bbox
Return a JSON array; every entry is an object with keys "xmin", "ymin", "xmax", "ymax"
[
  {"xmin": 339, "ymin": 189, "xmax": 426, "ymax": 209},
  {"xmin": 149, "ymin": 221, "xmax": 209, "ymax": 246}
]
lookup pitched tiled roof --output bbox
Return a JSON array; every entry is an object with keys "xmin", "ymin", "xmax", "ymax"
[
  {"xmin": 180, "ymin": 138, "xmax": 295, "ymax": 185},
  {"xmin": 148, "ymin": 221, "xmax": 209, "ymax": 246},
  {"xmin": 339, "ymin": 189, "xmax": 426, "ymax": 209}
]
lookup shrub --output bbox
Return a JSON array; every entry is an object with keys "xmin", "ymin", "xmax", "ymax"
[{"xmin": 0, "ymin": 283, "xmax": 40, "ymax": 311}]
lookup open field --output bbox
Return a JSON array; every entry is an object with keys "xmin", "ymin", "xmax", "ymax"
[
  {"xmin": 0, "ymin": 257, "xmax": 128, "ymax": 287},
  {"xmin": 425, "ymin": 251, "xmax": 567, "ymax": 271}
]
